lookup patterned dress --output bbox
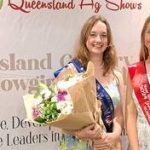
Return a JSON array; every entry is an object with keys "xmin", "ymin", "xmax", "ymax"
[
  {"xmin": 132, "ymin": 74, "xmax": 150, "ymax": 150},
  {"xmin": 59, "ymin": 78, "xmax": 121, "ymax": 150}
]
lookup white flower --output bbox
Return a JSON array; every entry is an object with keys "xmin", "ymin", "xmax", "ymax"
[
  {"xmin": 41, "ymin": 88, "xmax": 51, "ymax": 99},
  {"xmin": 57, "ymin": 74, "xmax": 83, "ymax": 90},
  {"xmin": 56, "ymin": 100, "xmax": 73, "ymax": 115},
  {"xmin": 33, "ymin": 96, "xmax": 43, "ymax": 105},
  {"xmin": 56, "ymin": 101, "xmax": 65, "ymax": 110},
  {"xmin": 64, "ymin": 93, "xmax": 72, "ymax": 101},
  {"xmin": 61, "ymin": 101, "xmax": 73, "ymax": 114}
]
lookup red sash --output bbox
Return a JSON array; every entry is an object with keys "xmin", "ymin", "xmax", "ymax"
[{"xmin": 128, "ymin": 61, "xmax": 150, "ymax": 126}]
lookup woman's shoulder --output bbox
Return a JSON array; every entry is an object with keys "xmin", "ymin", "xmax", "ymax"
[
  {"xmin": 113, "ymin": 68, "xmax": 125, "ymax": 86},
  {"xmin": 113, "ymin": 68, "xmax": 123, "ymax": 79}
]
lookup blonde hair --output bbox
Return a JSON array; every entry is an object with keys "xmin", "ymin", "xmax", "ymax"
[
  {"xmin": 139, "ymin": 15, "xmax": 150, "ymax": 61},
  {"xmin": 74, "ymin": 15, "xmax": 117, "ymax": 75}
]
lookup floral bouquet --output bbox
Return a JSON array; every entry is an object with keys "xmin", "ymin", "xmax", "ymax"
[
  {"xmin": 23, "ymin": 62, "xmax": 102, "ymax": 130},
  {"xmin": 23, "ymin": 82, "xmax": 73, "ymax": 123}
]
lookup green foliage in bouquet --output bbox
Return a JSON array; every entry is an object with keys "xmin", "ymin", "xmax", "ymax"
[{"xmin": 27, "ymin": 82, "xmax": 73, "ymax": 124}]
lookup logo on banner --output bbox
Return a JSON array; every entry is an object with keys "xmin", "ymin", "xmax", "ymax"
[{"xmin": 0, "ymin": 0, "xmax": 3, "ymax": 9}]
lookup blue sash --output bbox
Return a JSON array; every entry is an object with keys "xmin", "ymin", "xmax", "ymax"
[
  {"xmin": 54, "ymin": 59, "xmax": 85, "ymax": 78},
  {"xmin": 54, "ymin": 59, "xmax": 114, "ymax": 132},
  {"xmin": 96, "ymin": 80, "xmax": 114, "ymax": 132}
]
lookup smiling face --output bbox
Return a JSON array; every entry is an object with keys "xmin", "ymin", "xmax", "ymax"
[
  {"xmin": 75, "ymin": 15, "xmax": 116, "ymax": 74},
  {"xmin": 86, "ymin": 21, "xmax": 108, "ymax": 57}
]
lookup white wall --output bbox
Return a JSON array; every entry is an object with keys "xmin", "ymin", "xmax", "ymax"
[{"xmin": 0, "ymin": 0, "xmax": 149, "ymax": 149}]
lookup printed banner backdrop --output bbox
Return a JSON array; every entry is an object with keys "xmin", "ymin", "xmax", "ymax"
[{"xmin": 0, "ymin": 0, "xmax": 149, "ymax": 149}]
